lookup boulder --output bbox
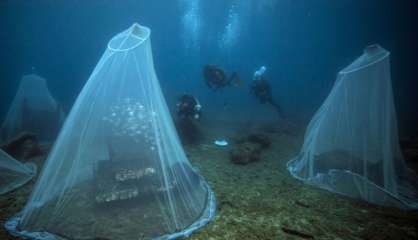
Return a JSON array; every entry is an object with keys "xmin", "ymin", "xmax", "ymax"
[
  {"xmin": 230, "ymin": 142, "xmax": 262, "ymax": 165},
  {"xmin": 0, "ymin": 132, "xmax": 42, "ymax": 160},
  {"xmin": 247, "ymin": 133, "xmax": 271, "ymax": 149}
]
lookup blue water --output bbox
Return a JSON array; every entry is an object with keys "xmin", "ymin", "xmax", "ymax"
[{"xmin": 0, "ymin": 0, "xmax": 417, "ymax": 133}]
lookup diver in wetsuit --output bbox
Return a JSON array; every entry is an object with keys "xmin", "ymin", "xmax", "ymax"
[
  {"xmin": 203, "ymin": 65, "xmax": 242, "ymax": 91},
  {"xmin": 175, "ymin": 94, "xmax": 204, "ymax": 144},
  {"xmin": 176, "ymin": 94, "xmax": 202, "ymax": 120},
  {"xmin": 250, "ymin": 66, "xmax": 285, "ymax": 118}
]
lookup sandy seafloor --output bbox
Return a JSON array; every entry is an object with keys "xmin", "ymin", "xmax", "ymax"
[{"xmin": 1, "ymin": 121, "xmax": 417, "ymax": 240}]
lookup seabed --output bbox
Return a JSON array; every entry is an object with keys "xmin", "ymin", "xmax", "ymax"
[{"xmin": 1, "ymin": 121, "xmax": 417, "ymax": 240}]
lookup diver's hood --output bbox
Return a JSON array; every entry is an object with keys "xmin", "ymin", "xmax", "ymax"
[{"xmin": 254, "ymin": 66, "xmax": 267, "ymax": 80}]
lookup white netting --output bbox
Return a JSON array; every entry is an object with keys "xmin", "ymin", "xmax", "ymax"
[
  {"xmin": 287, "ymin": 45, "xmax": 418, "ymax": 209},
  {"xmin": 0, "ymin": 149, "xmax": 36, "ymax": 195},
  {"xmin": 6, "ymin": 23, "xmax": 215, "ymax": 240},
  {"xmin": 0, "ymin": 74, "xmax": 64, "ymax": 143}
]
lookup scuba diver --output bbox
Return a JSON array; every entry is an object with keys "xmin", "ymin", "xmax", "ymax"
[
  {"xmin": 175, "ymin": 94, "xmax": 204, "ymax": 144},
  {"xmin": 203, "ymin": 65, "xmax": 243, "ymax": 91},
  {"xmin": 176, "ymin": 94, "xmax": 202, "ymax": 120},
  {"xmin": 250, "ymin": 66, "xmax": 285, "ymax": 118}
]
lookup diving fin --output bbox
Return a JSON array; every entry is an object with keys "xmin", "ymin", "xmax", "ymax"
[{"xmin": 229, "ymin": 72, "xmax": 245, "ymax": 88}]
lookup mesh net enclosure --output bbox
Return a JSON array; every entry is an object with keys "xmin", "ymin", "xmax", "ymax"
[
  {"xmin": 287, "ymin": 45, "xmax": 418, "ymax": 209},
  {"xmin": 0, "ymin": 149, "xmax": 36, "ymax": 195},
  {"xmin": 5, "ymin": 23, "xmax": 215, "ymax": 240},
  {"xmin": 0, "ymin": 74, "xmax": 64, "ymax": 144}
]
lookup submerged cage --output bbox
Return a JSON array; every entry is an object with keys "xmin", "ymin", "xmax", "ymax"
[
  {"xmin": 287, "ymin": 44, "xmax": 418, "ymax": 209},
  {"xmin": 0, "ymin": 74, "xmax": 64, "ymax": 144},
  {"xmin": 6, "ymin": 23, "xmax": 215, "ymax": 240},
  {"xmin": 0, "ymin": 149, "xmax": 36, "ymax": 195}
]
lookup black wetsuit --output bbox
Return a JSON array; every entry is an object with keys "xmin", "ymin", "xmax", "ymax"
[
  {"xmin": 177, "ymin": 95, "xmax": 200, "ymax": 119},
  {"xmin": 203, "ymin": 65, "xmax": 240, "ymax": 90},
  {"xmin": 250, "ymin": 77, "xmax": 285, "ymax": 118}
]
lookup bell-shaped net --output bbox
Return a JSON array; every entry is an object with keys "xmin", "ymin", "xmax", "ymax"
[
  {"xmin": 5, "ymin": 23, "xmax": 215, "ymax": 240},
  {"xmin": 287, "ymin": 45, "xmax": 418, "ymax": 209},
  {"xmin": 0, "ymin": 74, "xmax": 64, "ymax": 144},
  {"xmin": 0, "ymin": 149, "xmax": 36, "ymax": 195}
]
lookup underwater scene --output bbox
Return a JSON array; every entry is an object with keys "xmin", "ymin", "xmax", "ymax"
[{"xmin": 1, "ymin": 1, "xmax": 418, "ymax": 239}]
